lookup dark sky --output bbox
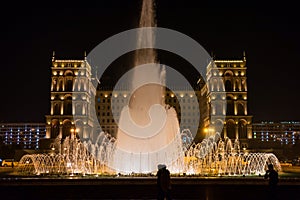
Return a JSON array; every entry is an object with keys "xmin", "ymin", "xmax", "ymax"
[{"xmin": 0, "ymin": 0, "xmax": 299, "ymax": 122}]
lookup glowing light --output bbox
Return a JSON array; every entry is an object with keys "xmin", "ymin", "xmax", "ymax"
[
  {"xmin": 170, "ymin": 94, "xmax": 174, "ymax": 98},
  {"xmin": 51, "ymin": 96, "xmax": 54, "ymax": 100},
  {"xmin": 180, "ymin": 94, "xmax": 184, "ymax": 98},
  {"xmin": 123, "ymin": 94, "xmax": 127, "ymax": 98},
  {"xmin": 59, "ymin": 71, "xmax": 63, "ymax": 75},
  {"xmin": 114, "ymin": 94, "xmax": 118, "ymax": 98},
  {"xmin": 53, "ymin": 71, "xmax": 57, "ymax": 75},
  {"xmin": 74, "ymin": 71, "xmax": 78, "ymax": 75},
  {"xmin": 104, "ymin": 94, "xmax": 108, "ymax": 98}
]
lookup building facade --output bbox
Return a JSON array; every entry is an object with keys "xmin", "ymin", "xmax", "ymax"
[
  {"xmin": 45, "ymin": 52, "xmax": 97, "ymax": 141},
  {"xmin": 205, "ymin": 53, "xmax": 252, "ymax": 145},
  {"xmin": 0, "ymin": 123, "xmax": 46, "ymax": 149},
  {"xmin": 46, "ymin": 53, "xmax": 252, "ymax": 144},
  {"xmin": 252, "ymin": 121, "xmax": 300, "ymax": 145}
]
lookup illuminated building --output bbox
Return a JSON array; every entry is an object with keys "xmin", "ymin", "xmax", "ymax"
[
  {"xmin": 45, "ymin": 52, "xmax": 97, "ymax": 141},
  {"xmin": 46, "ymin": 52, "xmax": 251, "ymax": 144},
  {"xmin": 205, "ymin": 52, "xmax": 252, "ymax": 147},
  {"xmin": 0, "ymin": 123, "xmax": 46, "ymax": 149},
  {"xmin": 252, "ymin": 121, "xmax": 300, "ymax": 145}
]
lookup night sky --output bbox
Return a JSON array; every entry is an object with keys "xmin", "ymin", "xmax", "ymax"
[{"xmin": 0, "ymin": 0, "xmax": 299, "ymax": 122}]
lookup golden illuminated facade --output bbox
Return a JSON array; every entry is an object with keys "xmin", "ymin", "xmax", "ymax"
[
  {"xmin": 46, "ymin": 53, "xmax": 252, "ymax": 145},
  {"xmin": 96, "ymin": 86, "xmax": 203, "ymax": 139},
  {"xmin": 206, "ymin": 53, "xmax": 252, "ymax": 145},
  {"xmin": 45, "ymin": 52, "xmax": 96, "ymax": 140}
]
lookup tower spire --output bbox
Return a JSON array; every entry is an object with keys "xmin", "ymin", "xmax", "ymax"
[
  {"xmin": 52, "ymin": 50, "xmax": 55, "ymax": 62},
  {"xmin": 84, "ymin": 51, "xmax": 87, "ymax": 60}
]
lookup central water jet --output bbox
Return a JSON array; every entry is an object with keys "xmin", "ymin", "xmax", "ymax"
[{"xmin": 112, "ymin": 0, "xmax": 184, "ymax": 174}]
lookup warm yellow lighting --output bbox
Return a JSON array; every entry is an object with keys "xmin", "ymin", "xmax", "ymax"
[
  {"xmin": 234, "ymin": 96, "xmax": 237, "ymax": 100},
  {"xmin": 123, "ymin": 94, "xmax": 127, "ymax": 98},
  {"xmin": 241, "ymin": 72, "xmax": 245, "ymax": 76},
  {"xmin": 70, "ymin": 128, "xmax": 74, "ymax": 133},
  {"xmin": 214, "ymin": 60, "xmax": 244, "ymax": 63},
  {"xmin": 219, "ymin": 72, "xmax": 223, "ymax": 76},
  {"xmin": 60, "ymin": 96, "xmax": 64, "ymax": 100},
  {"xmin": 76, "ymin": 128, "xmax": 80, "ymax": 133},
  {"xmin": 170, "ymin": 94, "xmax": 174, "ymax": 98},
  {"xmin": 47, "ymin": 122, "xmax": 51, "ymax": 125},
  {"xmin": 243, "ymin": 96, "xmax": 247, "ymax": 100},
  {"xmin": 61, "ymin": 64, "xmax": 64, "ymax": 67},
  {"xmin": 53, "ymin": 71, "xmax": 57, "ymax": 75},
  {"xmin": 74, "ymin": 71, "xmax": 78, "ymax": 75},
  {"xmin": 180, "ymin": 94, "xmax": 184, "ymax": 98},
  {"xmin": 80, "ymin": 72, "xmax": 84, "ymax": 76},
  {"xmin": 51, "ymin": 96, "xmax": 54, "ymax": 100},
  {"xmin": 190, "ymin": 94, "xmax": 193, "ymax": 98},
  {"xmin": 59, "ymin": 71, "xmax": 63, "ymax": 75},
  {"xmin": 104, "ymin": 94, "xmax": 108, "ymax": 98},
  {"xmin": 114, "ymin": 94, "xmax": 118, "ymax": 98},
  {"xmin": 51, "ymin": 147, "xmax": 55, "ymax": 151},
  {"xmin": 235, "ymin": 73, "xmax": 238, "ymax": 76}
]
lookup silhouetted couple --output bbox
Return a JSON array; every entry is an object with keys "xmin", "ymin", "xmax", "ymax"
[{"xmin": 157, "ymin": 164, "xmax": 172, "ymax": 200}]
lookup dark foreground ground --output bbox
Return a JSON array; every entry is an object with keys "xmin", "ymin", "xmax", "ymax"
[
  {"xmin": 1, "ymin": 166, "xmax": 300, "ymax": 200},
  {"xmin": 1, "ymin": 176, "xmax": 300, "ymax": 200}
]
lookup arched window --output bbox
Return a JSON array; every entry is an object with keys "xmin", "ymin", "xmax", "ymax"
[
  {"xmin": 226, "ymin": 98, "xmax": 234, "ymax": 115},
  {"xmin": 64, "ymin": 101, "xmax": 72, "ymax": 115},
  {"xmin": 62, "ymin": 120, "xmax": 72, "ymax": 139},
  {"xmin": 51, "ymin": 120, "xmax": 60, "ymax": 138},
  {"xmin": 225, "ymin": 80, "xmax": 232, "ymax": 91},
  {"xmin": 238, "ymin": 121, "xmax": 247, "ymax": 139},
  {"xmin": 66, "ymin": 79, "xmax": 73, "ymax": 91},
  {"xmin": 54, "ymin": 103, "xmax": 60, "ymax": 115},
  {"xmin": 237, "ymin": 103, "xmax": 244, "ymax": 115},
  {"xmin": 76, "ymin": 104, "xmax": 82, "ymax": 115},
  {"xmin": 226, "ymin": 121, "xmax": 236, "ymax": 139}
]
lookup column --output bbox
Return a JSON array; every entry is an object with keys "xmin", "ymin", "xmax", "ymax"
[
  {"xmin": 235, "ymin": 125, "xmax": 239, "ymax": 139},
  {"xmin": 247, "ymin": 125, "xmax": 252, "ymax": 139},
  {"xmin": 223, "ymin": 125, "xmax": 227, "ymax": 139},
  {"xmin": 50, "ymin": 102, "xmax": 54, "ymax": 115}
]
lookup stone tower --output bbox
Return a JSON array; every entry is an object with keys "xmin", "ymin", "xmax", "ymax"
[
  {"xmin": 206, "ymin": 52, "xmax": 252, "ymax": 144},
  {"xmin": 45, "ymin": 52, "xmax": 96, "ymax": 141}
]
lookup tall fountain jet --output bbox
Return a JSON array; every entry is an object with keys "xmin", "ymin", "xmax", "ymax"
[{"xmin": 112, "ymin": 0, "xmax": 184, "ymax": 174}]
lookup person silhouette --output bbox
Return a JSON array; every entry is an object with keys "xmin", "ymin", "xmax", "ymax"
[
  {"xmin": 156, "ymin": 164, "xmax": 172, "ymax": 200},
  {"xmin": 264, "ymin": 164, "xmax": 278, "ymax": 199}
]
